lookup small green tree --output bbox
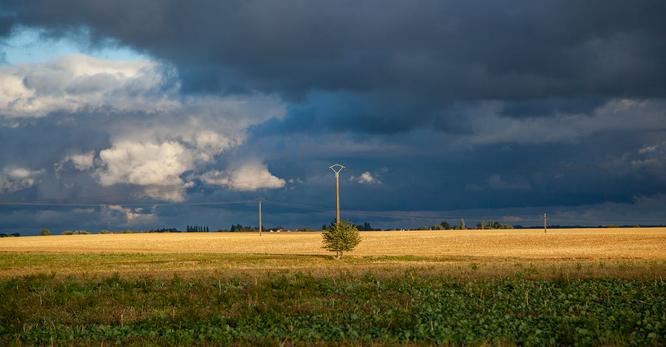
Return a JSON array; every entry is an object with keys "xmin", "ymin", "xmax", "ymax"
[
  {"xmin": 321, "ymin": 220, "xmax": 361, "ymax": 259},
  {"xmin": 39, "ymin": 229, "xmax": 51, "ymax": 236}
]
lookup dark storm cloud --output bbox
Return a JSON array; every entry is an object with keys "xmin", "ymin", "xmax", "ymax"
[
  {"xmin": 1, "ymin": 0, "xmax": 665, "ymax": 100},
  {"xmin": 2, "ymin": 0, "xmax": 665, "ymax": 138},
  {"xmin": 0, "ymin": 113, "xmax": 110, "ymax": 168},
  {"xmin": 0, "ymin": 1, "xmax": 665, "ymax": 233},
  {"xmin": 500, "ymin": 98, "xmax": 607, "ymax": 118},
  {"xmin": 192, "ymin": 124, "xmax": 662, "ymax": 232},
  {"xmin": 252, "ymin": 91, "xmax": 448, "ymax": 135},
  {"xmin": 0, "ymin": 13, "xmax": 14, "ymax": 36}
]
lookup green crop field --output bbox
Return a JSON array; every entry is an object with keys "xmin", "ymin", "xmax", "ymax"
[
  {"xmin": 2, "ymin": 229, "xmax": 666, "ymax": 345},
  {"xmin": 1, "ymin": 266, "xmax": 665, "ymax": 346}
]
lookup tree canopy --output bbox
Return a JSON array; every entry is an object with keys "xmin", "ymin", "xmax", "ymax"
[{"xmin": 321, "ymin": 221, "xmax": 361, "ymax": 259}]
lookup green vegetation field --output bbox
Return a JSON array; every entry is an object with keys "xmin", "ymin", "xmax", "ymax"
[{"xmin": 2, "ymin": 229, "xmax": 666, "ymax": 345}]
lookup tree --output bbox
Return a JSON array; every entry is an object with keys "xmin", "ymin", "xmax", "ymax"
[
  {"xmin": 458, "ymin": 218, "xmax": 466, "ymax": 230},
  {"xmin": 358, "ymin": 222, "xmax": 374, "ymax": 231},
  {"xmin": 39, "ymin": 229, "xmax": 51, "ymax": 236},
  {"xmin": 476, "ymin": 221, "xmax": 513, "ymax": 230},
  {"xmin": 321, "ymin": 220, "xmax": 361, "ymax": 259}
]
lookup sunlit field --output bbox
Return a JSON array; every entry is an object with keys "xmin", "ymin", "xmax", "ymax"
[
  {"xmin": 2, "ymin": 228, "xmax": 666, "ymax": 345},
  {"xmin": 2, "ymin": 228, "xmax": 665, "ymax": 257}
]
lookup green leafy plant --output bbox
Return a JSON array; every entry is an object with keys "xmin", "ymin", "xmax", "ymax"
[
  {"xmin": 321, "ymin": 220, "xmax": 361, "ymax": 259},
  {"xmin": 1, "ymin": 274, "xmax": 665, "ymax": 345}
]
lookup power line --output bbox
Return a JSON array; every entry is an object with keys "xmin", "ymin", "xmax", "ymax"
[{"xmin": 262, "ymin": 199, "xmax": 332, "ymax": 211}]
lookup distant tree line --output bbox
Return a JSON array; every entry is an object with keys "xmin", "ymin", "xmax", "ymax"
[
  {"xmin": 356, "ymin": 222, "xmax": 379, "ymax": 231},
  {"xmin": 186, "ymin": 225, "xmax": 210, "ymax": 232},
  {"xmin": 61, "ymin": 230, "xmax": 90, "ymax": 235},
  {"xmin": 415, "ymin": 219, "xmax": 466, "ymax": 230},
  {"xmin": 412, "ymin": 219, "xmax": 513, "ymax": 230},
  {"xmin": 12, "ymin": 222, "xmax": 658, "ymax": 236},
  {"xmin": 0, "ymin": 233, "xmax": 20, "ymax": 237},
  {"xmin": 477, "ymin": 221, "xmax": 513, "ymax": 229},
  {"xmin": 148, "ymin": 228, "xmax": 179, "ymax": 233},
  {"xmin": 321, "ymin": 221, "xmax": 379, "ymax": 231},
  {"xmin": 229, "ymin": 224, "xmax": 256, "ymax": 232},
  {"xmin": 143, "ymin": 225, "xmax": 293, "ymax": 233}
]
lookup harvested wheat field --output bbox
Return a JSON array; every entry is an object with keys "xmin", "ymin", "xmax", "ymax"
[{"xmin": 1, "ymin": 228, "xmax": 666, "ymax": 259}]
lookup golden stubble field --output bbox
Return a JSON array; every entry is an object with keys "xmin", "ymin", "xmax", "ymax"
[
  {"xmin": 1, "ymin": 228, "xmax": 666, "ymax": 259},
  {"xmin": 1, "ymin": 228, "xmax": 666, "ymax": 278}
]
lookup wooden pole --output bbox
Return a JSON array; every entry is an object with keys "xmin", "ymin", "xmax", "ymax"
[
  {"xmin": 259, "ymin": 200, "xmax": 263, "ymax": 237},
  {"xmin": 335, "ymin": 172, "xmax": 340, "ymax": 226},
  {"xmin": 544, "ymin": 212, "xmax": 547, "ymax": 234},
  {"xmin": 329, "ymin": 164, "xmax": 345, "ymax": 227}
]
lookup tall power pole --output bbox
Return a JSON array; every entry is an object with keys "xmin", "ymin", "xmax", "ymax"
[
  {"xmin": 258, "ymin": 200, "xmax": 263, "ymax": 237},
  {"xmin": 329, "ymin": 164, "xmax": 346, "ymax": 226},
  {"xmin": 544, "ymin": 212, "xmax": 547, "ymax": 234}
]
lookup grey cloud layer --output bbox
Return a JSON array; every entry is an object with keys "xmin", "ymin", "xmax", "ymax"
[
  {"xmin": 2, "ymin": 0, "xmax": 665, "ymax": 138},
  {"xmin": 2, "ymin": 0, "xmax": 664, "ymax": 100}
]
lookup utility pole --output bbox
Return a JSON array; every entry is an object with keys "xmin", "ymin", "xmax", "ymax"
[
  {"xmin": 544, "ymin": 212, "xmax": 547, "ymax": 234},
  {"xmin": 258, "ymin": 200, "xmax": 263, "ymax": 237},
  {"xmin": 329, "ymin": 164, "xmax": 346, "ymax": 226}
]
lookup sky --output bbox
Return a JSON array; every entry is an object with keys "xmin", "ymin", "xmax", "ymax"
[{"xmin": 0, "ymin": 1, "xmax": 665, "ymax": 233}]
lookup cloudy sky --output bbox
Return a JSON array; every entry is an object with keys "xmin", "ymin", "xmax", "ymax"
[{"xmin": 1, "ymin": 1, "xmax": 665, "ymax": 233}]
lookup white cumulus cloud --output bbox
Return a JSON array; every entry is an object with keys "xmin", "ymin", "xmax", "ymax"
[
  {"xmin": 1, "ymin": 53, "xmax": 287, "ymax": 201},
  {"xmin": 201, "ymin": 161, "xmax": 286, "ymax": 191},
  {"xmin": 353, "ymin": 171, "xmax": 382, "ymax": 184},
  {"xmin": 104, "ymin": 205, "xmax": 156, "ymax": 224},
  {"xmin": 0, "ymin": 167, "xmax": 42, "ymax": 192},
  {"xmin": 65, "ymin": 152, "xmax": 95, "ymax": 171},
  {"xmin": 97, "ymin": 140, "xmax": 191, "ymax": 186},
  {"xmin": 0, "ymin": 54, "xmax": 177, "ymax": 119}
]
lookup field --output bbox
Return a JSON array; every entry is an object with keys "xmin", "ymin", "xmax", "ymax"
[
  {"xmin": 3, "ymin": 228, "xmax": 666, "ymax": 257},
  {"xmin": 2, "ymin": 228, "xmax": 666, "ymax": 345}
]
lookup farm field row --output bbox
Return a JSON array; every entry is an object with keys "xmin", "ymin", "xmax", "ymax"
[
  {"xmin": 2, "ymin": 228, "xmax": 666, "ymax": 258},
  {"xmin": 2, "ymin": 271, "xmax": 665, "ymax": 345},
  {"xmin": 1, "ymin": 252, "xmax": 666, "ymax": 280}
]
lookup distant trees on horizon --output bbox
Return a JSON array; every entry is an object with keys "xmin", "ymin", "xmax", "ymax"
[
  {"xmin": 477, "ymin": 221, "xmax": 513, "ymax": 230},
  {"xmin": 322, "ymin": 220, "xmax": 379, "ymax": 231},
  {"xmin": 229, "ymin": 224, "xmax": 256, "ymax": 232},
  {"xmin": 186, "ymin": 225, "xmax": 210, "ymax": 232},
  {"xmin": 148, "ymin": 228, "xmax": 179, "ymax": 233},
  {"xmin": 0, "ymin": 233, "xmax": 20, "ymax": 237},
  {"xmin": 5, "ymin": 222, "xmax": 658, "ymax": 236},
  {"xmin": 414, "ymin": 219, "xmax": 513, "ymax": 230}
]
